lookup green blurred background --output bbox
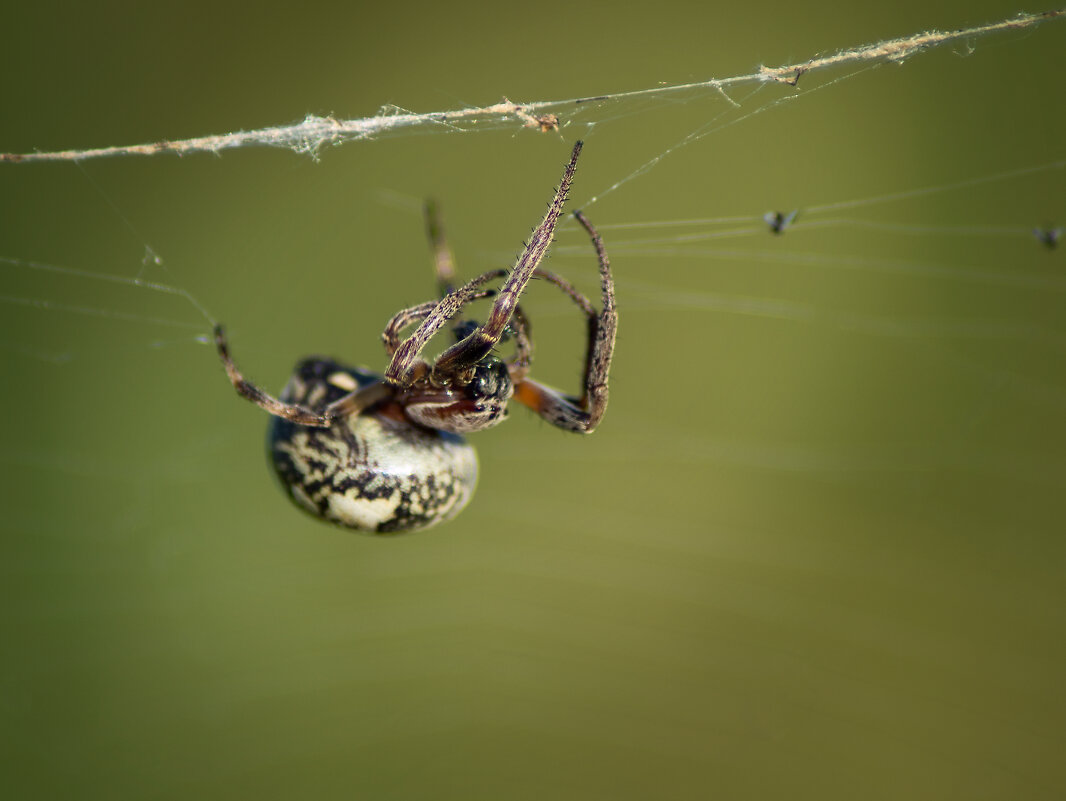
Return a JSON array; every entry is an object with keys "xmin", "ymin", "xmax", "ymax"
[{"xmin": 3, "ymin": 1, "xmax": 1065, "ymax": 798}]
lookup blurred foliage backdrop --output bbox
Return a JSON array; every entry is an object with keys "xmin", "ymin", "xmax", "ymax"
[{"xmin": 2, "ymin": 1, "xmax": 1065, "ymax": 799}]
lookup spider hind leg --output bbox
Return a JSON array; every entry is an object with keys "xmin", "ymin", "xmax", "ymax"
[{"xmin": 510, "ymin": 209, "xmax": 617, "ymax": 433}]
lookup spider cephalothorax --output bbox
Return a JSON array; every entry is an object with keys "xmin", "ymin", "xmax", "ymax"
[
  {"xmin": 215, "ymin": 141, "xmax": 616, "ymax": 532},
  {"xmin": 394, "ymin": 353, "xmax": 515, "ymax": 435}
]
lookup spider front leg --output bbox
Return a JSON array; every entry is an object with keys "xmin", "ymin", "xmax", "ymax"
[
  {"xmin": 421, "ymin": 140, "xmax": 584, "ymax": 382},
  {"xmin": 215, "ymin": 325, "xmax": 389, "ymax": 425},
  {"xmin": 421, "ymin": 200, "xmax": 534, "ymax": 377},
  {"xmin": 214, "ymin": 325, "xmax": 333, "ymax": 427},
  {"xmin": 382, "ymin": 270, "xmax": 506, "ymax": 386},
  {"xmin": 511, "ymin": 209, "xmax": 617, "ymax": 433}
]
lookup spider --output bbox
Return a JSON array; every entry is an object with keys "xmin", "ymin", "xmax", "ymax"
[{"xmin": 214, "ymin": 141, "xmax": 616, "ymax": 533}]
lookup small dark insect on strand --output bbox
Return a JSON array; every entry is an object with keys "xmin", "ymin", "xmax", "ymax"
[
  {"xmin": 1033, "ymin": 226, "xmax": 1062, "ymax": 250},
  {"xmin": 765, "ymin": 210, "xmax": 798, "ymax": 234}
]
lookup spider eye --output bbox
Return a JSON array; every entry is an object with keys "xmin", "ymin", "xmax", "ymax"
[{"xmin": 468, "ymin": 358, "xmax": 512, "ymax": 402}]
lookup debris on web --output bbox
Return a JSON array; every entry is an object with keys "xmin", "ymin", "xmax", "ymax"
[{"xmin": 2, "ymin": 9, "xmax": 1062, "ymax": 164}]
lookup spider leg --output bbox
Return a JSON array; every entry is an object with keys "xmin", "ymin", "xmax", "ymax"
[
  {"xmin": 322, "ymin": 379, "xmax": 393, "ymax": 420},
  {"xmin": 428, "ymin": 141, "xmax": 583, "ymax": 381},
  {"xmin": 511, "ymin": 209, "xmax": 617, "ymax": 433},
  {"xmin": 214, "ymin": 325, "xmax": 332, "ymax": 427},
  {"xmin": 424, "ymin": 199, "xmax": 457, "ymax": 296},
  {"xmin": 382, "ymin": 299, "xmax": 445, "ymax": 357},
  {"xmin": 383, "ymin": 270, "xmax": 507, "ymax": 385},
  {"xmin": 506, "ymin": 303, "xmax": 533, "ymax": 381},
  {"xmin": 424, "ymin": 199, "xmax": 535, "ymax": 377}
]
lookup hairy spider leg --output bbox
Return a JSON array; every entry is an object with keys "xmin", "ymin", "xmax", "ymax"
[
  {"xmin": 387, "ymin": 140, "xmax": 583, "ymax": 387},
  {"xmin": 510, "ymin": 209, "xmax": 617, "ymax": 433},
  {"xmin": 215, "ymin": 325, "xmax": 334, "ymax": 427},
  {"xmin": 378, "ymin": 283, "xmax": 534, "ymax": 383},
  {"xmin": 382, "ymin": 300, "xmax": 463, "ymax": 357},
  {"xmin": 505, "ymin": 303, "xmax": 533, "ymax": 380},
  {"xmin": 382, "ymin": 270, "xmax": 506, "ymax": 387},
  {"xmin": 424, "ymin": 199, "xmax": 458, "ymax": 295},
  {"xmin": 422, "ymin": 201, "xmax": 536, "ymax": 377},
  {"xmin": 431, "ymin": 141, "xmax": 582, "ymax": 379}
]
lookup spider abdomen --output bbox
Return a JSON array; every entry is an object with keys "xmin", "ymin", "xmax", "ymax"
[{"xmin": 269, "ymin": 358, "xmax": 478, "ymax": 533}]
